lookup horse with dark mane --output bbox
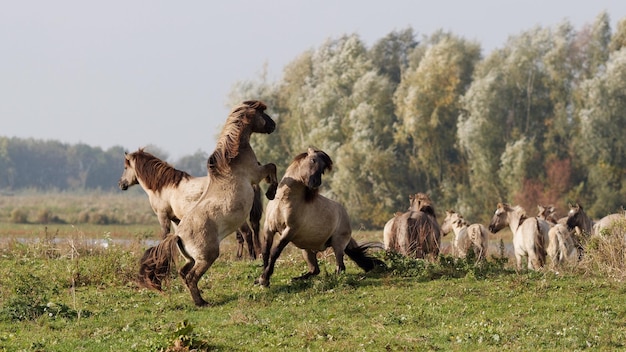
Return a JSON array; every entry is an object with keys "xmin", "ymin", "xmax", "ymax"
[
  {"xmin": 254, "ymin": 148, "xmax": 384, "ymax": 287},
  {"xmin": 383, "ymin": 193, "xmax": 442, "ymax": 259},
  {"xmin": 137, "ymin": 100, "xmax": 278, "ymax": 306},
  {"xmin": 118, "ymin": 148, "xmax": 263, "ymax": 259}
]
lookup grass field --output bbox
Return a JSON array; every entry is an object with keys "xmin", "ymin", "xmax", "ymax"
[{"xmin": 1, "ymin": 193, "xmax": 625, "ymax": 351}]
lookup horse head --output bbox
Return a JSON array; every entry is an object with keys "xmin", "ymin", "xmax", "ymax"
[
  {"xmin": 302, "ymin": 147, "xmax": 333, "ymax": 190},
  {"xmin": 537, "ymin": 204, "xmax": 558, "ymax": 224},
  {"xmin": 209, "ymin": 100, "xmax": 276, "ymax": 177},
  {"xmin": 489, "ymin": 202, "xmax": 510, "ymax": 233},
  {"xmin": 566, "ymin": 202, "xmax": 583, "ymax": 230},
  {"xmin": 441, "ymin": 210, "xmax": 457, "ymax": 234},
  {"xmin": 242, "ymin": 100, "xmax": 276, "ymax": 135},
  {"xmin": 409, "ymin": 193, "xmax": 435, "ymax": 216},
  {"xmin": 118, "ymin": 151, "xmax": 139, "ymax": 190}
]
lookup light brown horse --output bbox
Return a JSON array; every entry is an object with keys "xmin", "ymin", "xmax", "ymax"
[
  {"xmin": 489, "ymin": 203, "xmax": 549, "ymax": 270},
  {"xmin": 536, "ymin": 204, "xmax": 578, "ymax": 266},
  {"xmin": 254, "ymin": 148, "xmax": 384, "ymax": 287},
  {"xmin": 138, "ymin": 100, "xmax": 278, "ymax": 306},
  {"xmin": 440, "ymin": 210, "xmax": 490, "ymax": 261},
  {"xmin": 383, "ymin": 193, "xmax": 442, "ymax": 260},
  {"xmin": 118, "ymin": 148, "xmax": 263, "ymax": 259}
]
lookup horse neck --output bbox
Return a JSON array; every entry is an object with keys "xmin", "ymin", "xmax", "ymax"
[
  {"xmin": 506, "ymin": 210, "xmax": 525, "ymax": 234},
  {"xmin": 276, "ymin": 176, "xmax": 309, "ymax": 200},
  {"xmin": 579, "ymin": 211, "xmax": 593, "ymax": 233},
  {"xmin": 451, "ymin": 219, "xmax": 467, "ymax": 236}
]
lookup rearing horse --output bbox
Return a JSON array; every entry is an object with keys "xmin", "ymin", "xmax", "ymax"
[
  {"xmin": 138, "ymin": 100, "xmax": 278, "ymax": 306},
  {"xmin": 255, "ymin": 148, "xmax": 384, "ymax": 287},
  {"xmin": 118, "ymin": 149, "xmax": 264, "ymax": 260}
]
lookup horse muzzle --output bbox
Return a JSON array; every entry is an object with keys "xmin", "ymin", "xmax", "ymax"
[{"xmin": 118, "ymin": 180, "xmax": 129, "ymax": 190}]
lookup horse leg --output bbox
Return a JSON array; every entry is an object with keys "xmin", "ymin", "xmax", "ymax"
[
  {"xmin": 258, "ymin": 163, "xmax": 278, "ymax": 200},
  {"xmin": 249, "ymin": 218, "xmax": 262, "ymax": 259},
  {"xmin": 293, "ymin": 249, "xmax": 321, "ymax": 280},
  {"xmin": 515, "ymin": 253, "xmax": 523, "ymax": 271},
  {"xmin": 182, "ymin": 238, "xmax": 220, "ymax": 307},
  {"xmin": 158, "ymin": 214, "xmax": 171, "ymax": 239},
  {"xmin": 242, "ymin": 225, "xmax": 256, "ymax": 260},
  {"xmin": 235, "ymin": 230, "xmax": 244, "ymax": 259},
  {"xmin": 255, "ymin": 236, "xmax": 290, "ymax": 287}
]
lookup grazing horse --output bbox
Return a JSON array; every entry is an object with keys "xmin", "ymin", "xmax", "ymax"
[
  {"xmin": 254, "ymin": 148, "xmax": 384, "ymax": 287},
  {"xmin": 138, "ymin": 100, "xmax": 278, "ymax": 306},
  {"xmin": 118, "ymin": 148, "xmax": 263, "ymax": 260},
  {"xmin": 489, "ymin": 203, "xmax": 549, "ymax": 270},
  {"xmin": 383, "ymin": 193, "xmax": 442, "ymax": 259},
  {"xmin": 440, "ymin": 210, "xmax": 490, "ymax": 261}
]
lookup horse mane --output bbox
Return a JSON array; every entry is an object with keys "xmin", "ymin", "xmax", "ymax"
[
  {"xmin": 131, "ymin": 149, "xmax": 191, "ymax": 192},
  {"xmin": 208, "ymin": 100, "xmax": 267, "ymax": 178}
]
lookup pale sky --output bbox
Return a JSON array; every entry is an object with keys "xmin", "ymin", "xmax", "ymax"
[{"xmin": 2, "ymin": 1, "xmax": 625, "ymax": 160}]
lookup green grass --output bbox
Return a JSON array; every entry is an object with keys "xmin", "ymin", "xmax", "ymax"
[
  {"xmin": 0, "ymin": 192, "xmax": 624, "ymax": 351},
  {"xmin": 1, "ymin": 224, "xmax": 625, "ymax": 351}
]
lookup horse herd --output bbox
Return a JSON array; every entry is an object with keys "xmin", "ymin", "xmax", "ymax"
[{"xmin": 118, "ymin": 100, "xmax": 625, "ymax": 306}]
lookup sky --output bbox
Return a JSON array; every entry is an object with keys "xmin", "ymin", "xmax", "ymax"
[{"xmin": 2, "ymin": 1, "xmax": 625, "ymax": 160}]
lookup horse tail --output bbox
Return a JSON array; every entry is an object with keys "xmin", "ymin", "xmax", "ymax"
[
  {"xmin": 137, "ymin": 235, "xmax": 181, "ymax": 291},
  {"xmin": 345, "ymin": 238, "xmax": 386, "ymax": 272},
  {"xmin": 534, "ymin": 219, "xmax": 547, "ymax": 268}
]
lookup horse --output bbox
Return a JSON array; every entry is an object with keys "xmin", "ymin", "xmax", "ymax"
[
  {"xmin": 593, "ymin": 212, "xmax": 626, "ymax": 236},
  {"xmin": 383, "ymin": 193, "xmax": 442, "ymax": 260},
  {"xmin": 488, "ymin": 203, "xmax": 549, "ymax": 270},
  {"xmin": 536, "ymin": 204, "xmax": 578, "ymax": 266},
  {"xmin": 118, "ymin": 148, "xmax": 263, "ymax": 260},
  {"xmin": 254, "ymin": 148, "xmax": 384, "ymax": 287},
  {"xmin": 536, "ymin": 205, "xmax": 566, "ymax": 225},
  {"xmin": 440, "ymin": 210, "xmax": 489, "ymax": 261},
  {"xmin": 137, "ymin": 100, "xmax": 278, "ymax": 306}
]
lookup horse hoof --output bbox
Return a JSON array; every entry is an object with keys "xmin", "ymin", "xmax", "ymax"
[
  {"xmin": 265, "ymin": 185, "xmax": 277, "ymax": 200},
  {"xmin": 194, "ymin": 299, "xmax": 210, "ymax": 307},
  {"xmin": 254, "ymin": 278, "xmax": 269, "ymax": 287}
]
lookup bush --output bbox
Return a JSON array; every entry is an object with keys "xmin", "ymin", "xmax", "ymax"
[{"xmin": 9, "ymin": 208, "xmax": 28, "ymax": 223}]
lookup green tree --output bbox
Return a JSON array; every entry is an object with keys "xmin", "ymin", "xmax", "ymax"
[
  {"xmin": 174, "ymin": 150, "xmax": 209, "ymax": 177},
  {"xmin": 394, "ymin": 32, "xmax": 480, "ymax": 211},
  {"xmin": 576, "ymin": 49, "xmax": 626, "ymax": 216}
]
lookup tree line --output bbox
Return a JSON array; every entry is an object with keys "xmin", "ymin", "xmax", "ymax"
[
  {"xmin": 229, "ymin": 12, "xmax": 626, "ymax": 227},
  {"xmin": 2, "ymin": 12, "xmax": 625, "ymax": 228},
  {"xmin": 0, "ymin": 137, "xmax": 208, "ymax": 193}
]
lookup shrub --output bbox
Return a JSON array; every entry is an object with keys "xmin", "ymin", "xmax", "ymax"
[{"xmin": 9, "ymin": 208, "xmax": 28, "ymax": 223}]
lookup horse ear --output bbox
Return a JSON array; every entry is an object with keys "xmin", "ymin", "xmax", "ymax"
[
  {"xmin": 409, "ymin": 194, "xmax": 415, "ymax": 201},
  {"xmin": 125, "ymin": 152, "xmax": 131, "ymax": 161}
]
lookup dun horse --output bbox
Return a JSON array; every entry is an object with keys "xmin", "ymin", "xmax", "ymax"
[
  {"xmin": 118, "ymin": 148, "xmax": 263, "ymax": 259},
  {"xmin": 440, "ymin": 210, "xmax": 490, "ymax": 261},
  {"xmin": 254, "ymin": 148, "xmax": 384, "ymax": 287},
  {"xmin": 536, "ymin": 205, "xmax": 577, "ymax": 266},
  {"xmin": 383, "ymin": 193, "xmax": 441, "ymax": 259},
  {"xmin": 138, "ymin": 100, "xmax": 278, "ymax": 306},
  {"xmin": 489, "ymin": 203, "xmax": 549, "ymax": 270}
]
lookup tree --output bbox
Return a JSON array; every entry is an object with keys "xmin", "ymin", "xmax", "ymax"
[
  {"xmin": 394, "ymin": 32, "xmax": 480, "ymax": 211},
  {"xmin": 174, "ymin": 150, "xmax": 209, "ymax": 177},
  {"xmin": 576, "ymin": 49, "xmax": 626, "ymax": 216}
]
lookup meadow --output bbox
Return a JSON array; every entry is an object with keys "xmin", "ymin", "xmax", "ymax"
[{"xmin": 1, "ymin": 192, "xmax": 625, "ymax": 351}]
